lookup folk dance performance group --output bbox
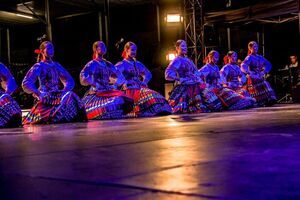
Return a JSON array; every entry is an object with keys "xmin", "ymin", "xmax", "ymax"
[{"xmin": 0, "ymin": 39, "xmax": 277, "ymax": 128}]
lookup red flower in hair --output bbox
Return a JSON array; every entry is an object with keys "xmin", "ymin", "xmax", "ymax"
[
  {"xmin": 34, "ymin": 49, "xmax": 41, "ymax": 54},
  {"xmin": 203, "ymin": 56, "xmax": 209, "ymax": 64},
  {"xmin": 121, "ymin": 50, "xmax": 127, "ymax": 59},
  {"xmin": 223, "ymin": 55, "xmax": 229, "ymax": 65}
]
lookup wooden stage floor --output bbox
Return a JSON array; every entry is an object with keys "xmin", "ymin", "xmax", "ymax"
[{"xmin": 1, "ymin": 104, "xmax": 300, "ymax": 199}]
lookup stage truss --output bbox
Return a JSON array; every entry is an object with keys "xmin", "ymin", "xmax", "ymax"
[{"xmin": 183, "ymin": 0, "xmax": 204, "ymax": 67}]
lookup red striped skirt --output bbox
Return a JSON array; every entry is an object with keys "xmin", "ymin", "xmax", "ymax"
[
  {"xmin": 0, "ymin": 92, "xmax": 22, "ymax": 128},
  {"xmin": 23, "ymin": 91, "xmax": 87, "ymax": 125},
  {"xmin": 83, "ymin": 90, "xmax": 133, "ymax": 120}
]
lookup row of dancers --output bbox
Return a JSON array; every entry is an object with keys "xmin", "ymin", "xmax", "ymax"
[{"xmin": 0, "ymin": 40, "xmax": 277, "ymax": 128}]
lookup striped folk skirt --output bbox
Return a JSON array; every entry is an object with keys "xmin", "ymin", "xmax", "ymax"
[
  {"xmin": 229, "ymin": 86, "xmax": 253, "ymax": 99},
  {"xmin": 83, "ymin": 90, "xmax": 133, "ymax": 120},
  {"xmin": 201, "ymin": 88, "xmax": 223, "ymax": 112},
  {"xmin": 245, "ymin": 75, "xmax": 277, "ymax": 106},
  {"xmin": 0, "ymin": 92, "xmax": 22, "ymax": 128},
  {"xmin": 124, "ymin": 87, "xmax": 172, "ymax": 117},
  {"xmin": 211, "ymin": 87, "xmax": 254, "ymax": 110},
  {"xmin": 23, "ymin": 91, "xmax": 87, "ymax": 125},
  {"xmin": 168, "ymin": 83, "xmax": 210, "ymax": 114}
]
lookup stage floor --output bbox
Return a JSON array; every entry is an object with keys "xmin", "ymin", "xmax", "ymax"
[{"xmin": 1, "ymin": 104, "xmax": 300, "ymax": 199}]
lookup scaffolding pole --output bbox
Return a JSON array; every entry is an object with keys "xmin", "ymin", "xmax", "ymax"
[
  {"xmin": 183, "ymin": 0, "xmax": 204, "ymax": 67},
  {"xmin": 45, "ymin": 0, "xmax": 52, "ymax": 41},
  {"xmin": 6, "ymin": 28, "xmax": 10, "ymax": 64},
  {"xmin": 98, "ymin": 12, "xmax": 103, "ymax": 41},
  {"xmin": 104, "ymin": 0, "xmax": 110, "ymax": 47}
]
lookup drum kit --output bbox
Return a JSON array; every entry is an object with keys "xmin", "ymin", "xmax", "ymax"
[{"xmin": 276, "ymin": 66, "xmax": 299, "ymax": 103}]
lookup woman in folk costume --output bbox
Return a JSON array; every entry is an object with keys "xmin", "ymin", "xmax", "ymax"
[
  {"xmin": 198, "ymin": 50, "xmax": 254, "ymax": 110},
  {"xmin": 220, "ymin": 51, "xmax": 256, "ymax": 102},
  {"xmin": 22, "ymin": 41, "xmax": 87, "ymax": 124},
  {"xmin": 80, "ymin": 41, "xmax": 133, "ymax": 120},
  {"xmin": 0, "ymin": 62, "xmax": 22, "ymax": 128},
  {"xmin": 165, "ymin": 39, "xmax": 222, "ymax": 113},
  {"xmin": 115, "ymin": 41, "xmax": 171, "ymax": 117},
  {"xmin": 241, "ymin": 41, "xmax": 276, "ymax": 106}
]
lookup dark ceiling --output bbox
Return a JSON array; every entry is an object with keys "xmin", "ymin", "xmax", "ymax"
[
  {"xmin": 0, "ymin": 0, "xmax": 297, "ymax": 26},
  {"xmin": 0, "ymin": 0, "xmax": 157, "ymax": 25}
]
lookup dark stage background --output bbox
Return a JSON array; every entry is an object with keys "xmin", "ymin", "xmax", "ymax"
[{"xmin": 0, "ymin": 0, "xmax": 299, "ymax": 108}]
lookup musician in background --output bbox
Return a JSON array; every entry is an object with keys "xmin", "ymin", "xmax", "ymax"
[
  {"xmin": 285, "ymin": 55, "xmax": 299, "ymax": 86},
  {"xmin": 285, "ymin": 55, "xmax": 298, "ymax": 69}
]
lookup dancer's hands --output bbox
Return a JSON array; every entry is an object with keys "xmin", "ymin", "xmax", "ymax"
[
  {"xmin": 179, "ymin": 77, "xmax": 188, "ymax": 84},
  {"xmin": 179, "ymin": 77, "xmax": 195, "ymax": 84},
  {"xmin": 249, "ymin": 71, "xmax": 264, "ymax": 79},
  {"xmin": 199, "ymin": 83, "xmax": 207, "ymax": 89},
  {"xmin": 140, "ymin": 81, "xmax": 148, "ymax": 88},
  {"xmin": 35, "ymin": 91, "xmax": 47, "ymax": 101}
]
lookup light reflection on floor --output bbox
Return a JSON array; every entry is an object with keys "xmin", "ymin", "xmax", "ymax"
[{"xmin": 1, "ymin": 104, "xmax": 300, "ymax": 199}]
